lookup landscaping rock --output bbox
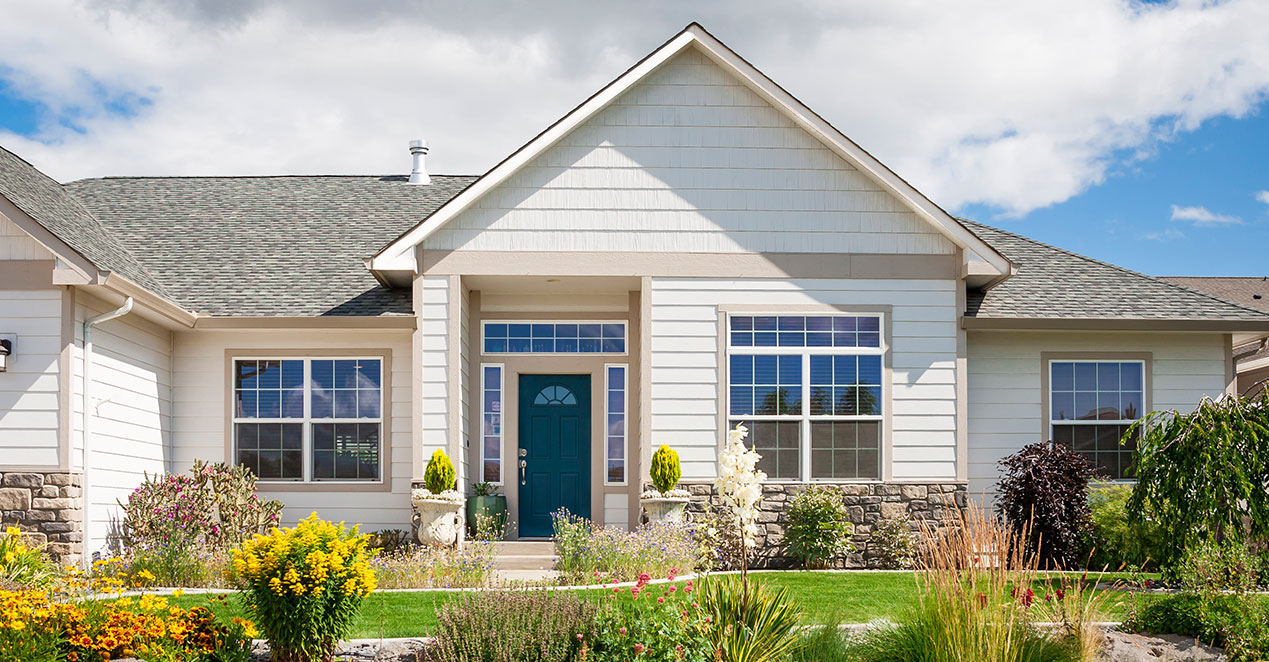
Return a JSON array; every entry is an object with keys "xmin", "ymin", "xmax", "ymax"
[
  {"xmin": 1098, "ymin": 631, "xmax": 1226, "ymax": 662},
  {"xmin": 248, "ymin": 638, "xmax": 432, "ymax": 661}
]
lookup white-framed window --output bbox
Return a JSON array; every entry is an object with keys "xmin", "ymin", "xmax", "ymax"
[
  {"xmin": 726, "ymin": 315, "xmax": 885, "ymax": 482},
  {"xmin": 480, "ymin": 364, "xmax": 504, "ymax": 484},
  {"xmin": 1049, "ymin": 360, "xmax": 1143, "ymax": 480},
  {"xmin": 605, "ymin": 364, "xmax": 628, "ymax": 485},
  {"xmin": 233, "ymin": 357, "xmax": 383, "ymax": 482},
  {"xmin": 482, "ymin": 321, "xmax": 627, "ymax": 355}
]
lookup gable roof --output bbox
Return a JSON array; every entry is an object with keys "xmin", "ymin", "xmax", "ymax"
[
  {"xmin": 963, "ymin": 219, "xmax": 1269, "ymax": 327},
  {"xmin": 369, "ymin": 23, "xmax": 1012, "ymax": 277},
  {"xmin": 1157, "ymin": 277, "xmax": 1269, "ymax": 315},
  {"xmin": 65, "ymin": 174, "xmax": 476, "ymax": 316},
  {"xmin": 0, "ymin": 145, "xmax": 170, "ymax": 295}
]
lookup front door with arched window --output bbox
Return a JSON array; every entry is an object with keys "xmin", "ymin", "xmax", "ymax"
[{"xmin": 518, "ymin": 374, "xmax": 591, "ymax": 536}]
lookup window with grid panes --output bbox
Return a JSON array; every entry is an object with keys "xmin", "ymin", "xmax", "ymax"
[{"xmin": 1049, "ymin": 360, "xmax": 1143, "ymax": 480}]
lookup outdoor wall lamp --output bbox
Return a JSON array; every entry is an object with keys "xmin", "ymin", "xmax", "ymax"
[{"xmin": 0, "ymin": 337, "xmax": 11, "ymax": 373}]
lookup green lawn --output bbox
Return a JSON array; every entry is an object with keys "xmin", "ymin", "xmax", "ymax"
[{"xmin": 165, "ymin": 571, "xmax": 1152, "ymax": 639}]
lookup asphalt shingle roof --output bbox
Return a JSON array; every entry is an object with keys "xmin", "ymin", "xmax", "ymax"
[
  {"xmin": 961, "ymin": 219, "xmax": 1269, "ymax": 322},
  {"xmin": 65, "ymin": 175, "xmax": 476, "ymax": 316},
  {"xmin": 0, "ymin": 146, "xmax": 170, "ymax": 297},
  {"xmin": 1157, "ymin": 277, "xmax": 1269, "ymax": 315}
]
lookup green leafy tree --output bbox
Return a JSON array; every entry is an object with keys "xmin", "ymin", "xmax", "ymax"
[{"xmin": 1128, "ymin": 392, "xmax": 1269, "ymax": 568}]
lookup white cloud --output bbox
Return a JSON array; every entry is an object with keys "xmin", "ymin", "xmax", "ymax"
[
  {"xmin": 1170, "ymin": 204, "xmax": 1243, "ymax": 226},
  {"xmin": 1256, "ymin": 190, "xmax": 1269, "ymax": 206},
  {"xmin": 0, "ymin": 0, "xmax": 1268, "ymax": 217},
  {"xmin": 1143, "ymin": 228, "xmax": 1186, "ymax": 242}
]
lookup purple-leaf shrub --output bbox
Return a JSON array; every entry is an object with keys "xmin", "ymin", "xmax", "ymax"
[{"xmin": 995, "ymin": 442, "xmax": 1096, "ymax": 569}]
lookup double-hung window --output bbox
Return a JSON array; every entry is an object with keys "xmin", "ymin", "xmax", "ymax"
[
  {"xmin": 727, "ymin": 314, "xmax": 885, "ymax": 482},
  {"xmin": 233, "ymin": 357, "xmax": 383, "ymax": 482},
  {"xmin": 1049, "ymin": 360, "xmax": 1143, "ymax": 480}
]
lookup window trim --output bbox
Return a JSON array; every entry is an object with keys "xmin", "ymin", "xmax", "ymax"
[
  {"xmin": 1040, "ymin": 351, "xmax": 1152, "ymax": 483},
  {"xmin": 480, "ymin": 363, "xmax": 505, "ymax": 486},
  {"xmin": 604, "ymin": 363, "xmax": 629, "ymax": 486},
  {"xmin": 223, "ymin": 348, "xmax": 393, "ymax": 493},
  {"xmin": 481, "ymin": 319, "xmax": 629, "ymax": 356},
  {"xmin": 720, "ymin": 307, "xmax": 891, "ymax": 483}
]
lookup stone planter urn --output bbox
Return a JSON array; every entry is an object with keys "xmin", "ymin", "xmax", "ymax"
[
  {"xmin": 411, "ymin": 492, "xmax": 464, "ymax": 547},
  {"xmin": 640, "ymin": 491, "xmax": 691, "ymax": 524}
]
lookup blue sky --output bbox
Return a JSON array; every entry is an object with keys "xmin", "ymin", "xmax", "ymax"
[{"xmin": 1, "ymin": 1, "xmax": 1267, "ymax": 279}]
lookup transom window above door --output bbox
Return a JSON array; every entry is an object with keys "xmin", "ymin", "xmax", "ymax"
[{"xmin": 482, "ymin": 321, "xmax": 627, "ymax": 355}]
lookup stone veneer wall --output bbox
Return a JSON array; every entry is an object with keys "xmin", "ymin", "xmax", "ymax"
[
  {"xmin": 0, "ymin": 472, "xmax": 83, "ymax": 566},
  {"xmin": 677, "ymin": 481, "xmax": 968, "ymax": 569}
]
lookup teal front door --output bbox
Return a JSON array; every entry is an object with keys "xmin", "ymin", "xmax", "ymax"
[{"xmin": 518, "ymin": 374, "xmax": 591, "ymax": 537}]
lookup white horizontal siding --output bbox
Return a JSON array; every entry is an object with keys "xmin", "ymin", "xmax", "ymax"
[
  {"xmin": 170, "ymin": 327, "xmax": 414, "ymax": 532},
  {"xmin": 420, "ymin": 276, "xmax": 451, "ymax": 473},
  {"xmin": 966, "ymin": 331, "xmax": 1229, "ymax": 498},
  {"xmin": 74, "ymin": 295, "xmax": 172, "ymax": 557},
  {"xmin": 0, "ymin": 213, "xmax": 53, "ymax": 260},
  {"xmin": 423, "ymin": 47, "xmax": 954, "ymax": 256},
  {"xmin": 0, "ymin": 289, "xmax": 62, "ymax": 465},
  {"xmin": 650, "ymin": 277, "xmax": 960, "ymax": 481}
]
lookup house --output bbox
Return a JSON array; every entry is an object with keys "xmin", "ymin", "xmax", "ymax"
[
  {"xmin": 1159, "ymin": 277, "xmax": 1269, "ymax": 396},
  {"xmin": 2, "ymin": 24, "xmax": 1267, "ymax": 567}
]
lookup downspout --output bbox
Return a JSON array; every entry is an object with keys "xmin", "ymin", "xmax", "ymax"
[{"xmin": 81, "ymin": 297, "xmax": 133, "ymax": 569}]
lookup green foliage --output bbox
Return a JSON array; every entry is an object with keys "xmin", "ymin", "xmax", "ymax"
[
  {"xmin": 430, "ymin": 587, "xmax": 596, "ymax": 662},
  {"xmin": 370, "ymin": 542, "xmax": 495, "ymax": 589},
  {"xmin": 424, "ymin": 449, "xmax": 457, "ymax": 494},
  {"xmin": 650, "ymin": 445, "xmax": 682, "ymax": 493},
  {"xmin": 699, "ymin": 575, "xmax": 803, "ymax": 662},
  {"xmin": 590, "ymin": 578, "xmax": 711, "ymax": 662},
  {"xmin": 784, "ymin": 486, "xmax": 855, "ymax": 569},
  {"xmin": 690, "ymin": 501, "xmax": 748, "ymax": 572},
  {"xmin": 1173, "ymin": 539, "xmax": 1264, "ymax": 593},
  {"xmin": 868, "ymin": 517, "xmax": 917, "ymax": 570},
  {"xmin": 1087, "ymin": 483, "xmax": 1164, "ymax": 571},
  {"xmin": 791, "ymin": 621, "xmax": 863, "ymax": 662},
  {"xmin": 551, "ymin": 509, "xmax": 697, "ymax": 583},
  {"xmin": 995, "ymin": 442, "xmax": 1096, "ymax": 569},
  {"xmin": 852, "ymin": 600, "xmax": 1077, "ymax": 662},
  {"xmin": 1128, "ymin": 392, "xmax": 1269, "ymax": 568},
  {"xmin": 470, "ymin": 481, "xmax": 498, "ymax": 497},
  {"xmin": 1125, "ymin": 593, "xmax": 1269, "ymax": 662},
  {"xmin": 0, "ymin": 526, "xmax": 56, "ymax": 588}
]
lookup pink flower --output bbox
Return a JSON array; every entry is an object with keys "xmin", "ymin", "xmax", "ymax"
[
  {"xmin": 633, "ymin": 643, "xmax": 645, "ymax": 655},
  {"xmin": 576, "ymin": 634, "xmax": 584, "ymax": 641},
  {"xmin": 657, "ymin": 597, "xmax": 665, "ymax": 604},
  {"xmin": 669, "ymin": 586, "xmax": 678, "ymax": 593},
  {"xmin": 639, "ymin": 573, "xmax": 651, "ymax": 583},
  {"xmin": 619, "ymin": 627, "xmax": 627, "ymax": 635},
  {"xmin": 613, "ymin": 587, "xmax": 620, "ymax": 593}
]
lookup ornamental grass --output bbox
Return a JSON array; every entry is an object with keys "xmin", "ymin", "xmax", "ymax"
[{"xmin": 232, "ymin": 513, "xmax": 377, "ymax": 662}]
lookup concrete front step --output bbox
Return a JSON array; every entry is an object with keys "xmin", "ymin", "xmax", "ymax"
[{"xmin": 492, "ymin": 540, "xmax": 555, "ymax": 555}]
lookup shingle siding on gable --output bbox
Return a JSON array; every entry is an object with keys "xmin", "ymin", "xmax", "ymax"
[{"xmin": 423, "ymin": 48, "xmax": 956, "ymax": 255}]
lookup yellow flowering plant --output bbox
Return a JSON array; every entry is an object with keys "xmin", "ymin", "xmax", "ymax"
[
  {"xmin": 0, "ymin": 526, "xmax": 56, "ymax": 588},
  {"xmin": 233, "ymin": 513, "xmax": 377, "ymax": 662}
]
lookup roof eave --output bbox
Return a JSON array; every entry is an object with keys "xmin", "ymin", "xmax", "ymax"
[{"xmin": 961, "ymin": 316, "xmax": 1269, "ymax": 332}]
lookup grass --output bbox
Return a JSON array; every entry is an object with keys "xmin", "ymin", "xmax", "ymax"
[{"xmin": 162, "ymin": 570, "xmax": 1164, "ymax": 638}]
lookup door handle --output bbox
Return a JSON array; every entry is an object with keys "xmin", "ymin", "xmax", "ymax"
[{"xmin": 519, "ymin": 459, "xmax": 527, "ymax": 485}]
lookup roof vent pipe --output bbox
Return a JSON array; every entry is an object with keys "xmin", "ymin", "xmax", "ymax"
[{"xmin": 408, "ymin": 139, "xmax": 430, "ymax": 185}]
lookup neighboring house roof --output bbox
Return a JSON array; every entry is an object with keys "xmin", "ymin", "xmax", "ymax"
[
  {"xmin": 64, "ymin": 175, "xmax": 476, "ymax": 316},
  {"xmin": 369, "ymin": 23, "xmax": 1013, "ymax": 278},
  {"xmin": 962, "ymin": 220, "xmax": 1269, "ymax": 323},
  {"xmin": 0, "ymin": 146, "xmax": 170, "ymax": 296},
  {"xmin": 1157, "ymin": 277, "xmax": 1269, "ymax": 314}
]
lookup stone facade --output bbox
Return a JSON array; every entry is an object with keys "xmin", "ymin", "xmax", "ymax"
[
  {"xmin": 0, "ymin": 472, "xmax": 83, "ymax": 566},
  {"xmin": 677, "ymin": 481, "xmax": 968, "ymax": 569}
]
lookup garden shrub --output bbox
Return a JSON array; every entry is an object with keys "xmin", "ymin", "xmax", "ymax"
[
  {"xmin": 650, "ymin": 445, "xmax": 682, "ymax": 494},
  {"xmin": 429, "ymin": 587, "xmax": 596, "ymax": 662},
  {"xmin": 591, "ymin": 574, "xmax": 710, "ymax": 662},
  {"xmin": 995, "ymin": 442, "xmax": 1096, "ymax": 569},
  {"xmin": 0, "ymin": 526, "xmax": 55, "ymax": 588},
  {"xmin": 1173, "ymin": 539, "xmax": 1264, "ymax": 592},
  {"xmin": 1087, "ymin": 482, "xmax": 1164, "ymax": 571},
  {"xmin": 1124, "ymin": 593, "xmax": 1269, "ymax": 662},
  {"xmin": 1128, "ymin": 391, "xmax": 1269, "ymax": 569},
  {"xmin": 424, "ymin": 448, "xmax": 456, "ymax": 494},
  {"xmin": 552, "ymin": 509, "xmax": 697, "ymax": 583},
  {"xmin": 232, "ymin": 514, "xmax": 376, "ymax": 662},
  {"xmin": 784, "ymin": 486, "xmax": 855, "ymax": 569},
  {"xmin": 370, "ymin": 542, "xmax": 495, "ymax": 589},
  {"xmin": 691, "ymin": 502, "xmax": 747, "ymax": 571},
  {"xmin": 868, "ymin": 516, "xmax": 917, "ymax": 570},
  {"xmin": 699, "ymin": 574, "xmax": 802, "ymax": 662}
]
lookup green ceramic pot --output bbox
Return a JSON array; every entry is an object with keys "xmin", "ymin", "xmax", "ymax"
[{"xmin": 466, "ymin": 495, "xmax": 508, "ymax": 536}]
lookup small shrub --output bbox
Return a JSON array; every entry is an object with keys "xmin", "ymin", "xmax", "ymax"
[
  {"xmin": 868, "ymin": 517, "xmax": 917, "ymax": 570},
  {"xmin": 784, "ymin": 486, "xmax": 855, "ymax": 569},
  {"xmin": 996, "ymin": 442, "xmax": 1096, "ymax": 568},
  {"xmin": 429, "ymin": 587, "xmax": 596, "ymax": 662},
  {"xmin": 590, "ymin": 574, "xmax": 710, "ymax": 662},
  {"xmin": 371, "ymin": 542, "xmax": 495, "ymax": 589},
  {"xmin": 552, "ymin": 510, "xmax": 697, "ymax": 583},
  {"xmin": 424, "ymin": 449, "xmax": 456, "ymax": 494},
  {"xmin": 1124, "ymin": 593, "xmax": 1269, "ymax": 662},
  {"xmin": 0, "ymin": 526, "xmax": 55, "ymax": 588},
  {"xmin": 118, "ymin": 546, "xmax": 234, "ymax": 588},
  {"xmin": 1087, "ymin": 482, "xmax": 1164, "ymax": 571},
  {"xmin": 699, "ymin": 574, "xmax": 802, "ymax": 662},
  {"xmin": 365, "ymin": 528, "xmax": 412, "ymax": 553},
  {"xmin": 691, "ymin": 502, "xmax": 747, "ymax": 572},
  {"xmin": 1173, "ymin": 539, "xmax": 1263, "ymax": 593},
  {"xmin": 650, "ymin": 445, "xmax": 682, "ymax": 494},
  {"xmin": 471, "ymin": 481, "xmax": 498, "ymax": 497},
  {"xmin": 232, "ymin": 514, "xmax": 376, "ymax": 662}
]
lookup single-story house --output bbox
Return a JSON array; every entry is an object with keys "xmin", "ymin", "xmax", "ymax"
[
  {"xmin": 3, "ymin": 23, "xmax": 1268, "ymax": 566},
  {"xmin": 1159, "ymin": 277, "xmax": 1269, "ymax": 396}
]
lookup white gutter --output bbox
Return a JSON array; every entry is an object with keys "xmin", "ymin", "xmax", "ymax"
[{"xmin": 81, "ymin": 297, "xmax": 133, "ymax": 569}]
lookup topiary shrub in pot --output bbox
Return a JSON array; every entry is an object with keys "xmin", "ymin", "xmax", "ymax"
[
  {"xmin": 412, "ymin": 449, "xmax": 464, "ymax": 547},
  {"xmin": 641, "ymin": 445, "xmax": 691, "ymax": 524}
]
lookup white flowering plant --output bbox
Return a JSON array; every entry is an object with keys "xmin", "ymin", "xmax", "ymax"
[
  {"xmin": 410, "ymin": 487, "xmax": 465, "ymax": 504},
  {"xmin": 640, "ymin": 488, "xmax": 692, "ymax": 500},
  {"xmin": 714, "ymin": 423, "xmax": 766, "ymax": 577}
]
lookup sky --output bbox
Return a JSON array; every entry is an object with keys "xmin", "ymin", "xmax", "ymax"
[{"xmin": 0, "ymin": 0, "xmax": 1266, "ymax": 277}]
